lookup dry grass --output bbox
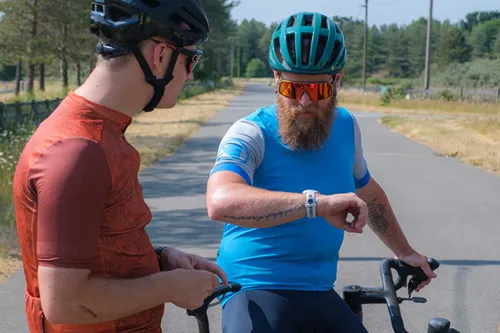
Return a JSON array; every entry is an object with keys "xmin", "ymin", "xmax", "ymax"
[
  {"xmin": 0, "ymin": 81, "xmax": 78, "ymax": 103},
  {"xmin": 235, "ymin": 77, "xmax": 273, "ymax": 84},
  {"xmin": 0, "ymin": 227, "xmax": 22, "ymax": 284},
  {"xmin": 338, "ymin": 89, "xmax": 500, "ymax": 116},
  {"xmin": 380, "ymin": 115, "xmax": 500, "ymax": 175},
  {"xmin": 126, "ymin": 81, "xmax": 246, "ymax": 168}
]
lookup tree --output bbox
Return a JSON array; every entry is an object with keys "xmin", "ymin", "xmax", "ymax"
[
  {"xmin": 469, "ymin": 19, "xmax": 500, "ymax": 58},
  {"xmin": 0, "ymin": 0, "xmax": 49, "ymax": 94},
  {"xmin": 437, "ymin": 27, "xmax": 471, "ymax": 66},
  {"xmin": 245, "ymin": 58, "xmax": 267, "ymax": 78}
]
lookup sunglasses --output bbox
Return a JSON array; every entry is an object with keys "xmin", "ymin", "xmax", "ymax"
[
  {"xmin": 166, "ymin": 43, "xmax": 203, "ymax": 74},
  {"xmin": 151, "ymin": 39, "xmax": 203, "ymax": 74},
  {"xmin": 277, "ymin": 79, "xmax": 334, "ymax": 101}
]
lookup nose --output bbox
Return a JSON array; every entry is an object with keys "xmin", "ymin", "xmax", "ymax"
[{"xmin": 298, "ymin": 91, "xmax": 312, "ymax": 107}]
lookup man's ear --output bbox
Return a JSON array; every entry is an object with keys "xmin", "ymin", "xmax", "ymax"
[
  {"xmin": 334, "ymin": 72, "xmax": 343, "ymax": 89},
  {"xmin": 152, "ymin": 41, "xmax": 171, "ymax": 74}
]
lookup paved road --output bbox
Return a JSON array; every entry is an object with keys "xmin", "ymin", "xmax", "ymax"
[{"xmin": 1, "ymin": 82, "xmax": 499, "ymax": 333}]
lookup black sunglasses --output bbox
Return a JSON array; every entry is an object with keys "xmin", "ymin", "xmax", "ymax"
[
  {"xmin": 150, "ymin": 38, "xmax": 203, "ymax": 74},
  {"xmin": 169, "ymin": 43, "xmax": 203, "ymax": 74}
]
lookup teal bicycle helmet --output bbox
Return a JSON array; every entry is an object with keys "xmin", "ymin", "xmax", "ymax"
[{"xmin": 268, "ymin": 12, "xmax": 347, "ymax": 75}]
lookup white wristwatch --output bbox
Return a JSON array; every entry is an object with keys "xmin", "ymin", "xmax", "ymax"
[{"xmin": 302, "ymin": 190, "xmax": 319, "ymax": 218}]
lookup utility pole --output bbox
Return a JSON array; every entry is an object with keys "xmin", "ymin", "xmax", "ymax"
[
  {"xmin": 362, "ymin": 0, "xmax": 368, "ymax": 89},
  {"xmin": 230, "ymin": 38, "xmax": 235, "ymax": 78},
  {"xmin": 424, "ymin": 0, "xmax": 433, "ymax": 97},
  {"xmin": 236, "ymin": 36, "xmax": 241, "ymax": 78}
]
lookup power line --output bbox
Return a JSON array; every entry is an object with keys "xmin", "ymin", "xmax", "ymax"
[{"xmin": 353, "ymin": 7, "xmax": 364, "ymax": 20}]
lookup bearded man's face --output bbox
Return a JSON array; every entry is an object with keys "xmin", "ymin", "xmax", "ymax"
[{"xmin": 274, "ymin": 71, "xmax": 342, "ymax": 151}]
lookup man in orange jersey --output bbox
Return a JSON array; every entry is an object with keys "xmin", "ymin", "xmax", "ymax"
[{"xmin": 13, "ymin": 1, "xmax": 227, "ymax": 332}]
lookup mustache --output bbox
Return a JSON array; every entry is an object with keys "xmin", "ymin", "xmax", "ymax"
[{"xmin": 287, "ymin": 104, "xmax": 321, "ymax": 115}]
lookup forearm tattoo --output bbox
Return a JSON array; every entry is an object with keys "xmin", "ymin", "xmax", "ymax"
[
  {"xmin": 367, "ymin": 197, "xmax": 396, "ymax": 236},
  {"xmin": 223, "ymin": 204, "xmax": 305, "ymax": 221}
]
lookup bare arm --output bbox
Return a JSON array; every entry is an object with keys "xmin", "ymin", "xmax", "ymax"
[
  {"xmin": 207, "ymin": 119, "xmax": 307, "ymax": 227},
  {"xmin": 39, "ymin": 267, "xmax": 177, "ymax": 324},
  {"xmin": 207, "ymin": 171, "xmax": 306, "ymax": 228},
  {"xmin": 356, "ymin": 177, "xmax": 413, "ymax": 257}
]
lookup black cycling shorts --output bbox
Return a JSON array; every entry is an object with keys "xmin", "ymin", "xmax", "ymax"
[{"xmin": 221, "ymin": 289, "xmax": 368, "ymax": 333}]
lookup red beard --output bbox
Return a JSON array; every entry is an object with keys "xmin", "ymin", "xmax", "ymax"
[{"xmin": 276, "ymin": 95, "xmax": 337, "ymax": 151}]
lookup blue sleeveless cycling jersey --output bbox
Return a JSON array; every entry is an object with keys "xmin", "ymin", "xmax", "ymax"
[{"xmin": 210, "ymin": 104, "xmax": 371, "ymax": 306}]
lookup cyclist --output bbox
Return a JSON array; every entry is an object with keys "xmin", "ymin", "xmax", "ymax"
[
  {"xmin": 12, "ymin": 1, "xmax": 227, "ymax": 332},
  {"xmin": 206, "ymin": 12, "xmax": 437, "ymax": 332}
]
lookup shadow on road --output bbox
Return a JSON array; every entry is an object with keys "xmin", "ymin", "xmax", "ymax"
[{"xmin": 139, "ymin": 135, "xmax": 224, "ymax": 198}]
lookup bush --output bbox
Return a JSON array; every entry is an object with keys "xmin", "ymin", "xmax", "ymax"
[
  {"xmin": 245, "ymin": 58, "xmax": 267, "ymax": 78},
  {"xmin": 431, "ymin": 58, "xmax": 500, "ymax": 88},
  {"xmin": 0, "ymin": 121, "xmax": 37, "ymax": 229}
]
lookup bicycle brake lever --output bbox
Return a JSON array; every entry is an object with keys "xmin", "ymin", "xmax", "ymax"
[
  {"xmin": 408, "ymin": 278, "xmax": 418, "ymax": 298},
  {"xmin": 407, "ymin": 258, "xmax": 440, "ymax": 298}
]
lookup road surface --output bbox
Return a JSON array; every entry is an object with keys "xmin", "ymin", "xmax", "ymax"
[{"xmin": 1, "ymin": 82, "xmax": 499, "ymax": 333}]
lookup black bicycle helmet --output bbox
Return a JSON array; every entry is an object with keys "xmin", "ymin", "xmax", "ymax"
[{"xmin": 90, "ymin": 0, "xmax": 211, "ymax": 111}]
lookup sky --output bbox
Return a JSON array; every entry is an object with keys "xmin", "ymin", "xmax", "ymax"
[{"xmin": 230, "ymin": 0, "xmax": 500, "ymax": 27}]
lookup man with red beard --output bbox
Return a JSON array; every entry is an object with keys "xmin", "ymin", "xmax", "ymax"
[{"xmin": 206, "ymin": 11, "xmax": 436, "ymax": 332}]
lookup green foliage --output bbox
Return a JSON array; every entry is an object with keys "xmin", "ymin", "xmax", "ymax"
[
  {"xmin": 245, "ymin": 58, "xmax": 267, "ymax": 78},
  {"xmin": 0, "ymin": 65, "xmax": 16, "ymax": 81},
  {"xmin": 0, "ymin": 121, "xmax": 37, "ymax": 228},
  {"xmin": 431, "ymin": 58, "xmax": 500, "ymax": 88},
  {"xmin": 438, "ymin": 90, "xmax": 455, "ymax": 101},
  {"xmin": 0, "ymin": 3, "xmax": 499, "ymax": 97}
]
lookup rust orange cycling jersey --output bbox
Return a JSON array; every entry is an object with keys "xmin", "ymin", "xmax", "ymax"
[{"xmin": 13, "ymin": 91, "xmax": 163, "ymax": 332}]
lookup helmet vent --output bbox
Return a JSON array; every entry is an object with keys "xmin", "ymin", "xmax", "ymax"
[
  {"xmin": 314, "ymin": 35, "xmax": 328, "ymax": 66},
  {"xmin": 335, "ymin": 23, "xmax": 341, "ymax": 35},
  {"xmin": 109, "ymin": 7, "xmax": 132, "ymax": 22},
  {"xmin": 273, "ymin": 37, "xmax": 284, "ymax": 63},
  {"xmin": 91, "ymin": 2, "xmax": 104, "ymax": 12},
  {"xmin": 321, "ymin": 16, "xmax": 328, "ymax": 29},
  {"xmin": 326, "ymin": 40, "xmax": 342, "ymax": 67},
  {"xmin": 287, "ymin": 16, "xmax": 296, "ymax": 27},
  {"xmin": 301, "ymin": 33, "xmax": 312, "ymax": 65},
  {"xmin": 142, "ymin": 0, "xmax": 160, "ymax": 8},
  {"xmin": 286, "ymin": 34, "xmax": 296, "ymax": 64},
  {"xmin": 170, "ymin": 12, "xmax": 185, "ymax": 25},
  {"xmin": 302, "ymin": 14, "xmax": 313, "ymax": 27}
]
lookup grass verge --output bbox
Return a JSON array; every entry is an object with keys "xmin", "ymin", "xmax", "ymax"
[
  {"xmin": 125, "ymin": 81, "xmax": 246, "ymax": 168},
  {"xmin": 380, "ymin": 115, "xmax": 500, "ymax": 175},
  {"xmin": 338, "ymin": 89, "xmax": 500, "ymax": 116},
  {"xmin": 0, "ymin": 80, "xmax": 246, "ymax": 283}
]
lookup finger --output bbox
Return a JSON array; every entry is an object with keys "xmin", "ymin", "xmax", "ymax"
[
  {"xmin": 421, "ymin": 262, "xmax": 437, "ymax": 279},
  {"xmin": 352, "ymin": 215, "xmax": 366, "ymax": 232},
  {"xmin": 198, "ymin": 259, "xmax": 229, "ymax": 285},
  {"xmin": 345, "ymin": 223, "xmax": 363, "ymax": 234},
  {"xmin": 416, "ymin": 278, "xmax": 432, "ymax": 292},
  {"xmin": 176, "ymin": 258, "xmax": 195, "ymax": 270},
  {"xmin": 211, "ymin": 273, "xmax": 221, "ymax": 288},
  {"xmin": 354, "ymin": 201, "xmax": 369, "ymax": 228}
]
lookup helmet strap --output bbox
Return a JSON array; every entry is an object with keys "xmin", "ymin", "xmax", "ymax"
[{"xmin": 129, "ymin": 43, "xmax": 179, "ymax": 112}]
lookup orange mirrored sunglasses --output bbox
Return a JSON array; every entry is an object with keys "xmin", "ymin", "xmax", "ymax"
[{"xmin": 277, "ymin": 80, "xmax": 334, "ymax": 101}]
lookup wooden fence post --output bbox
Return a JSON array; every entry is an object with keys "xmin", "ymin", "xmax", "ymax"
[{"xmin": 0, "ymin": 102, "xmax": 4, "ymax": 129}]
